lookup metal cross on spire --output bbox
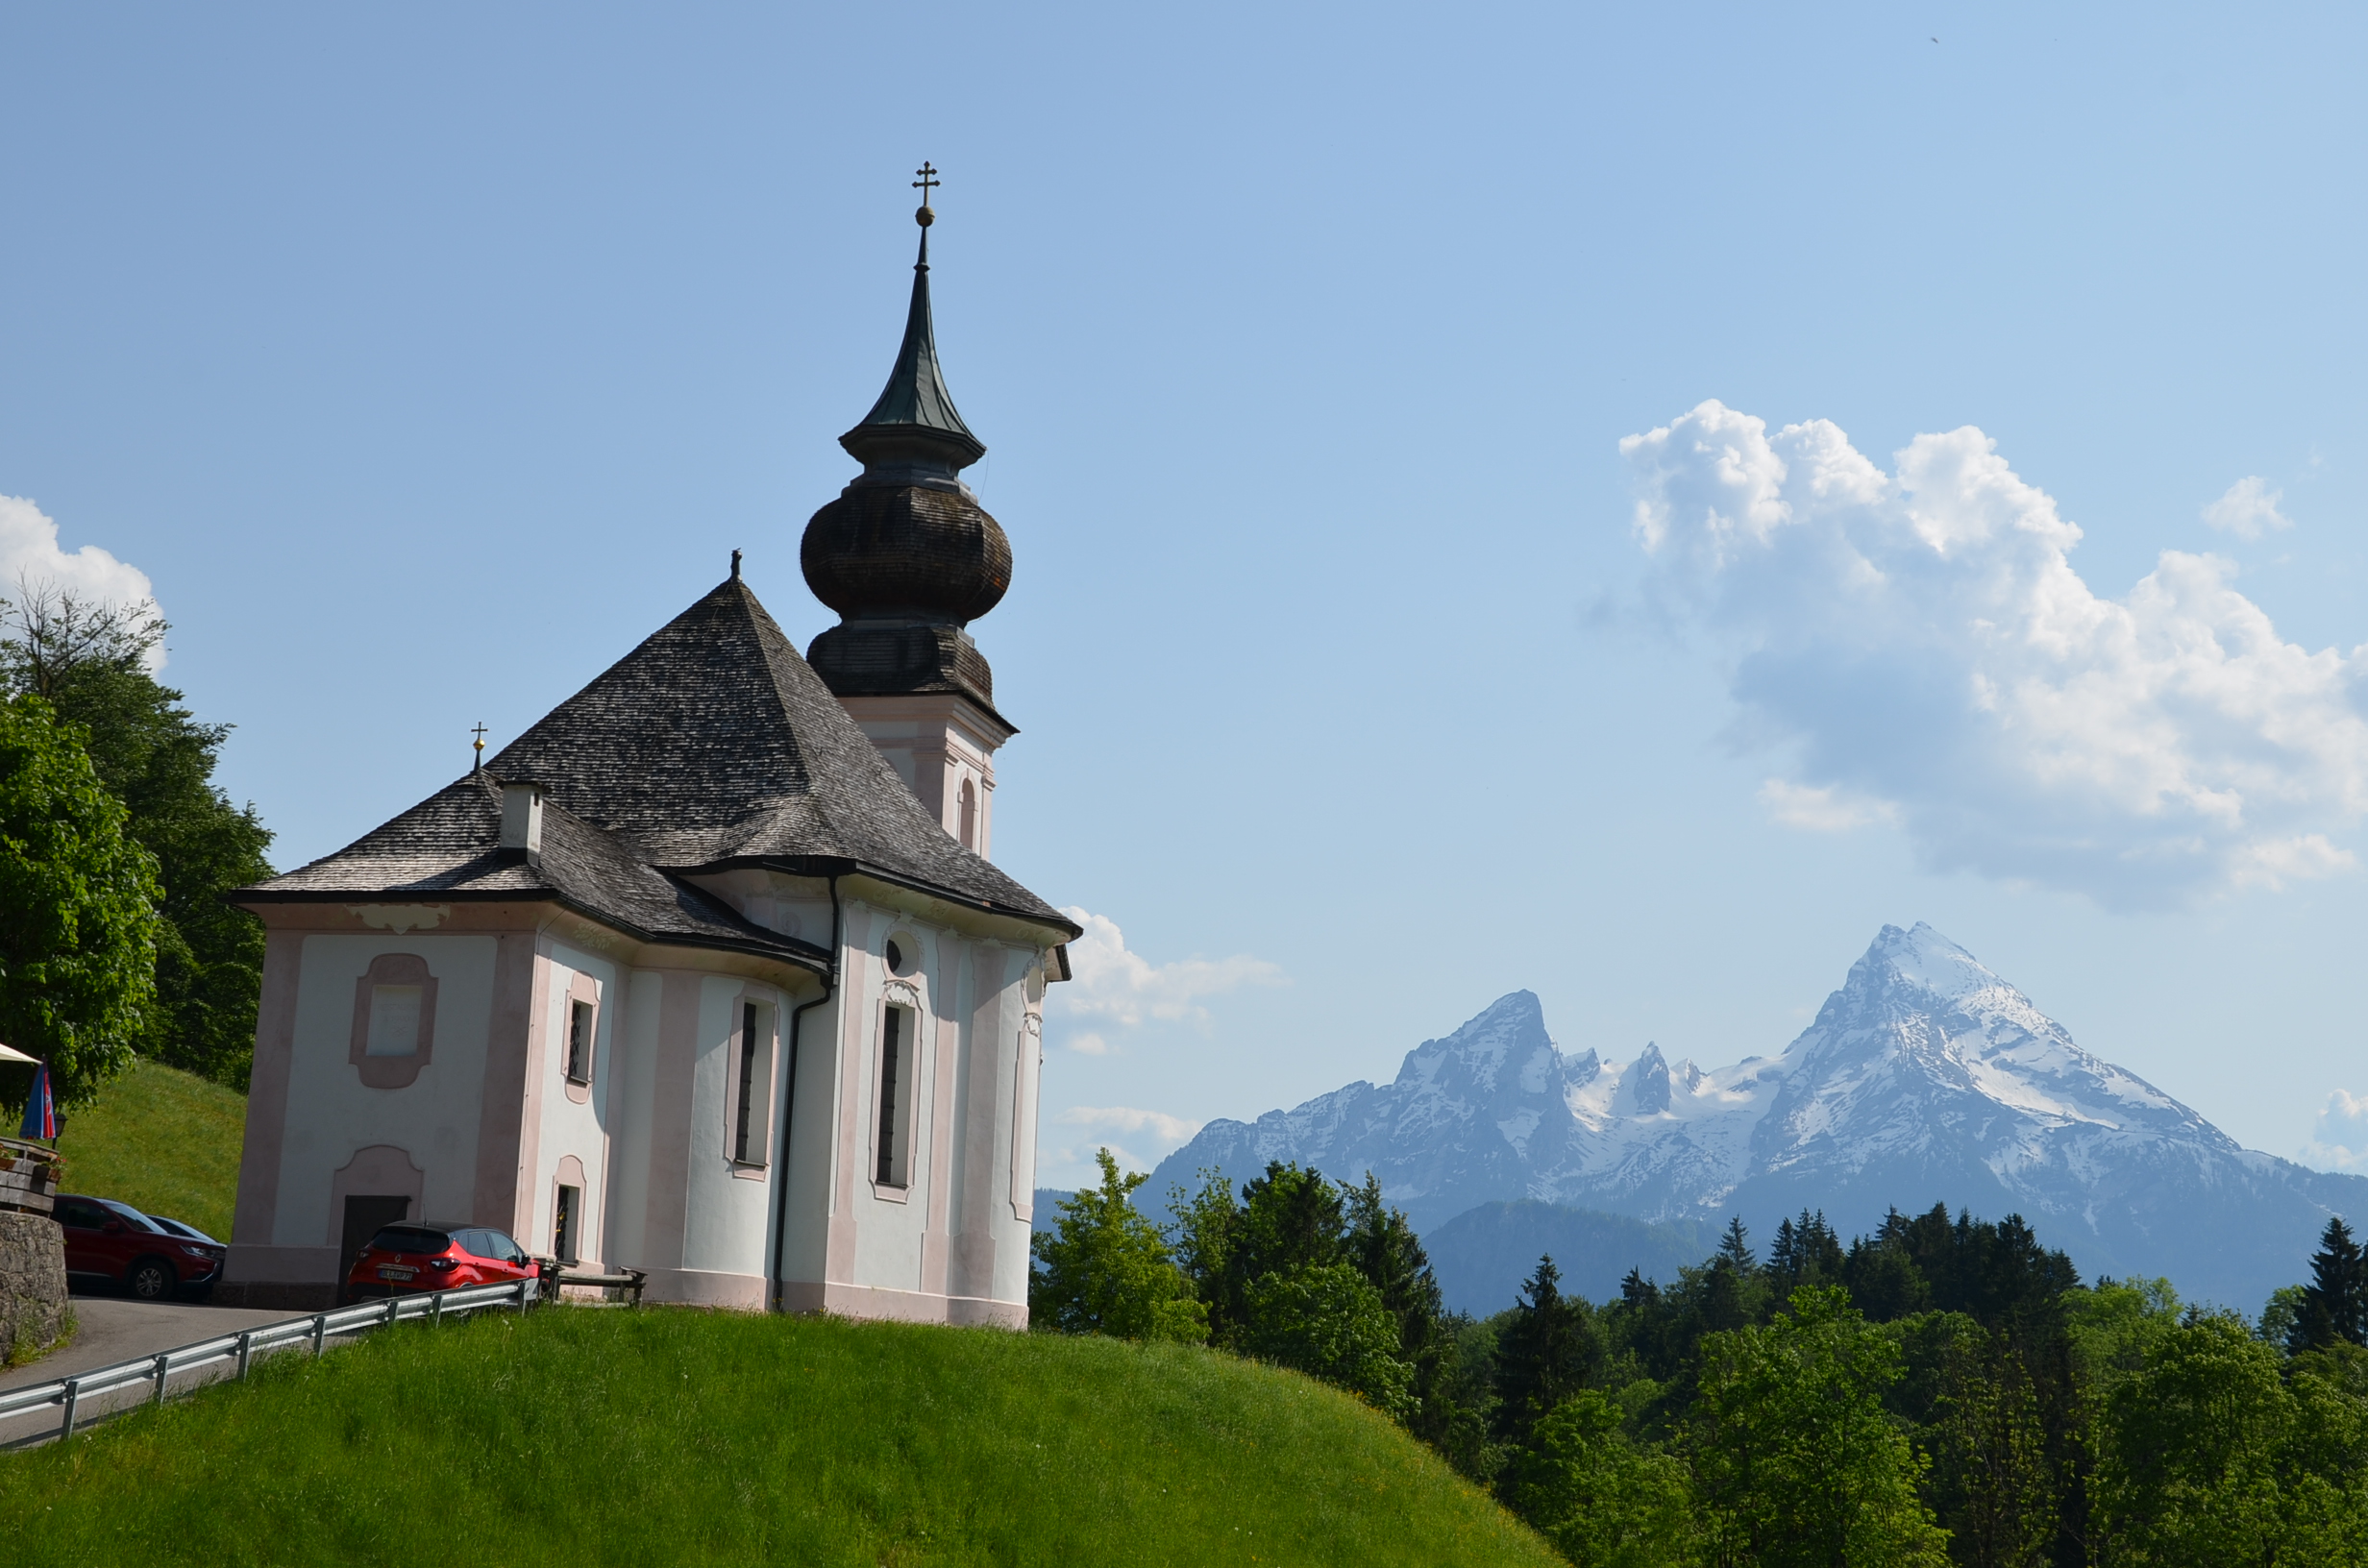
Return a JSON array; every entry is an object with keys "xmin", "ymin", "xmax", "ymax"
[
  {"xmin": 472, "ymin": 723, "xmax": 488, "ymax": 772},
  {"xmin": 912, "ymin": 162, "xmax": 940, "ymax": 205}
]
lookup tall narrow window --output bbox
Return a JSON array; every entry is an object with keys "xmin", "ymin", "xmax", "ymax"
[
  {"xmin": 553, "ymin": 1184, "xmax": 580, "ymax": 1266},
  {"xmin": 958, "ymin": 779, "xmax": 977, "ymax": 851},
  {"xmin": 733, "ymin": 1001, "xmax": 768, "ymax": 1164},
  {"xmin": 565, "ymin": 998, "xmax": 594, "ymax": 1084},
  {"xmin": 876, "ymin": 1006, "xmax": 907, "ymax": 1187}
]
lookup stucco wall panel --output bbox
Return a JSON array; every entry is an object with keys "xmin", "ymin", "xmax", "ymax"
[
  {"xmin": 603, "ymin": 970, "xmax": 663, "ymax": 1268},
  {"xmin": 272, "ymin": 934, "xmax": 499, "ymax": 1248},
  {"xmin": 681, "ymin": 976, "xmax": 780, "ymax": 1277}
]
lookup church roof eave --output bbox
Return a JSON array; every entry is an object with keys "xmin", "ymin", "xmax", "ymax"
[
  {"xmin": 673, "ymin": 853, "xmax": 1083, "ymax": 944},
  {"xmin": 227, "ymin": 882, "xmax": 834, "ymax": 979}
]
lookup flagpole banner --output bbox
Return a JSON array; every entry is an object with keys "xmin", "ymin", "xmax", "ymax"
[{"xmin": 20, "ymin": 1064, "xmax": 55, "ymax": 1141}]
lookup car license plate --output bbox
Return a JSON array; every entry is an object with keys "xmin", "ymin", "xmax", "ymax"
[{"xmin": 378, "ymin": 1266, "xmax": 415, "ymax": 1281}]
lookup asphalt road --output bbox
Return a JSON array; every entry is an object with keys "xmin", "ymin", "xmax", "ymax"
[{"xmin": 0, "ymin": 1293, "xmax": 313, "ymax": 1445}]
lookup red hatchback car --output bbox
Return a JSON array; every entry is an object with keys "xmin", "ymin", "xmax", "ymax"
[
  {"xmin": 345, "ymin": 1222, "xmax": 540, "ymax": 1301},
  {"xmin": 54, "ymin": 1193, "xmax": 225, "ymax": 1301}
]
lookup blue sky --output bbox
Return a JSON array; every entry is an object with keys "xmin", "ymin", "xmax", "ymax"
[{"xmin": 6, "ymin": 5, "xmax": 2367, "ymax": 1190}]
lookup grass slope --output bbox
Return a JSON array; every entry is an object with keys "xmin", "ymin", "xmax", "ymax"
[
  {"xmin": 0, "ymin": 1309, "xmax": 1557, "ymax": 1567},
  {"xmin": 49, "ymin": 1060, "xmax": 245, "ymax": 1240}
]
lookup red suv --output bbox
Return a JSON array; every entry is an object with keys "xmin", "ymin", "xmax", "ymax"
[
  {"xmin": 345, "ymin": 1223, "xmax": 540, "ymax": 1300},
  {"xmin": 54, "ymin": 1194, "xmax": 225, "ymax": 1301}
]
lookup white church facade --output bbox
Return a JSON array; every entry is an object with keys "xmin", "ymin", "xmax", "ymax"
[{"xmin": 219, "ymin": 193, "xmax": 1075, "ymax": 1320}]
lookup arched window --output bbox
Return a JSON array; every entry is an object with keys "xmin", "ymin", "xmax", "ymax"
[{"xmin": 958, "ymin": 778, "xmax": 977, "ymax": 851}]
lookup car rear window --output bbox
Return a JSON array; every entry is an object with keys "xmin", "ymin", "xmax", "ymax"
[{"xmin": 368, "ymin": 1226, "xmax": 454, "ymax": 1257}]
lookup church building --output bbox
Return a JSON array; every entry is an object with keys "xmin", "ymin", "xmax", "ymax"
[{"xmin": 219, "ymin": 186, "xmax": 1077, "ymax": 1321}]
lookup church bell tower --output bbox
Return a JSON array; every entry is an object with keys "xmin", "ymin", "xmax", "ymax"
[{"xmin": 801, "ymin": 165, "xmax": 1015, "ymax": 859}]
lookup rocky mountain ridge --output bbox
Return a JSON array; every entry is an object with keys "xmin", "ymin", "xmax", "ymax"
[{"xmin": 1148, "ymin": 924, "xmax": 2364, "ymax": 1309}]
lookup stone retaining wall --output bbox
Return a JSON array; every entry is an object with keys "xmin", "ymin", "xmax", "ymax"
[{"xmin": 0, "ymin": 1211, "xmax": 68, "ymax": 1361}]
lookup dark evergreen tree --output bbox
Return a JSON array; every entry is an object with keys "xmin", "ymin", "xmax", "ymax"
[
  {"xmin": 1343, "ymin": 1173, "xmax": 1479, "ymax": 1453},
  {"xmin": 2292, "ymin": 1216, "xmax": 2368, "ymax": 1352},
  {"xmin": 1492, "ymin": 1255, "xmax": 1601, "ymax": 1452},
  {"xmin": 1717, "ymin": 1215, "xmax": 1757, "ymax": 1273},
  {"xmin": 1770, "ymin": 1209, "xmax": 1845, "ymax": 1297}
]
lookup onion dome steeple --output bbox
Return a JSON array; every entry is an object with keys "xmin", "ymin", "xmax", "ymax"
[
  {"xmin": 802, "ymin": 167, "xmax": 1013, "ymax": 721},
  {"xmin": 838, "ymin": 201, "xmax": 987, "ymax": 479}
]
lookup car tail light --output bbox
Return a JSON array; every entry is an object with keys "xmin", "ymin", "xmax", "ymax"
[{"xmin": 429, "ymin": 1256, "xmax": 458, "ymax": 1270}]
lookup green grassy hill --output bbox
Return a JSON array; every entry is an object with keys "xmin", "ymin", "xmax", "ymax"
[
  {"xmin": 0, "ymin": 1307, "xmax": 1558, "ymax": 1567},
  {"xmin": 48, "ymin": 1059, "xmax": 245, "ymax": 1240}
]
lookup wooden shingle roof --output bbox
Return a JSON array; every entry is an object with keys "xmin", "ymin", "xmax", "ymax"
[{"xmin": 241, "ymin": 576, "xmax": 1075, "ymax": 953}]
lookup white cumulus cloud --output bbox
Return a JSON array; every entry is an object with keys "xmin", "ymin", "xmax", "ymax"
[
  {"xmin": 1622, "ymin": 401, "xmax": 2368, "ymax": 907},
  {"xmin": 0, "ymin": 495, "xmax": 161, "ymax": 640},
  {"xmin": 1054, "ymin": 907, "xmax": 1282, "ymax": 1029},
  {"xmin": 2300, "ymin": 1090, "xmax": 2368, "ymax": 1173},
  {"xmin": 2202, "ymin": 477, "xmax": 2292, "ymax": 540}
]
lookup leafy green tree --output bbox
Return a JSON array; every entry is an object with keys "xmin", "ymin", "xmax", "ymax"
[
  {"xmin": 0, "ymin": 584, "xmax": 271, "ymax": 1087},
  {"xmin": 0, "ymin": 695, "xmax": 162, "ymax": 1108},
  {"xmin": 1895, "ymin": 1313, "xmax": 2055, "ymax": 1568},
  {"xmin": 2260, "ymin": 1284, "xmax": 2309, "ymax": 1354},
  {"xmin": 1243, "ymin": 1262, "xmax": 1416, "ymax": 1418},
  {"xmin": 1029, "ymin": 1149, "xmax": 1206, "ymax": 1342},
  {"xmin": 2087, "ymin": 1309, "xmax": 2368, "ymax": 1565},
  {"xmin": 1689, "ymin": 1285, "xmax": 1949, "ymax": 1568},
  {"xmin": 1170, "ymin": 1161, "xmax": 1346, "ymax": 1347},
  {"xmin": 1505, "ymin": 1387, "xmax": 1696, "ymax": 1568}
]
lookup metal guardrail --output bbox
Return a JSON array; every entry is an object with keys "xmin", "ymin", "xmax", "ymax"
[{"xmin": 0, "ymin": 1277, "xmax": 536, "ymax": 1445}]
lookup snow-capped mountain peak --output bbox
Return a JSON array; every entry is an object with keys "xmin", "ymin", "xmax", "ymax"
[{"xmin": 1149, "ymin": 923, "xmax": 2366, "ymax": 1309}]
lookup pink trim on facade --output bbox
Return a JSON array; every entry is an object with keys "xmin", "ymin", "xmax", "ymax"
[
  {"xmin": 554, "ymin": 1152, "xmax": 589, "ymax": 1265},
  {"xmin": 560, "ymin": 970, "xmax": 601, "ymax": 1105},
  {"xmin": 230, "ymin": 930, "xmax": 306, "ymax": 1251},
  {"xmin": 511, "ymin": 950, "xmax": 554, "ymax": 1239},
  {"xmin": 346, "ymin": 952, "xmax": 441, "ymax": 1090},
  {"xmin": 777, "ymin": 1279, "xmax": 1025, "ymax": 1329},
  {"xmin": 471, "ymin": 933, "xmax": 539, "ymax": 1234},
  {"xmin": 918, "ymin": 940, "xmax": 963, "ymax": 1297},
  {"xmin": 640, "ymin": 1266, "xmax": 768, "ymax": 1310}
]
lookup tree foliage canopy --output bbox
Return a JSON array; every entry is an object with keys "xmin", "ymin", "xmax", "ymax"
[
  {"xmin": 0, "ymin": 693, "xmax": 162, "ymax": 1106},
  {"xmin": 0, "ymin": 582, "xmax": 271, "ymax": 1088}
]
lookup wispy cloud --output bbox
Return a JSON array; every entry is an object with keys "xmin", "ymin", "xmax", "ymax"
[
  {"xmin": 2300, "ymin": 1090, "xmax": 2368, "ymax": 1174},
  {"xmin": 1054, "ymin": 907, "xmax": 1282, "ymax": 1030},
  {"xmin": 1758, "ymin": 778, "xmax": 1898, "ymax": 833},
  {"xmin": 1623, "ymin": 402, "xmax": 2368, "ymax": 908},
  {"xmin": 1037, "ymin": 1105, "xmax": 1206, "ymax": 1186},
  {"xmin": 2201, "ymin": 477, "xmax": 2292, "ymax": 541},
  {"xmin": 1057, "ymin": 1105, "xmax": 1205, "ymax": 1144}
]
